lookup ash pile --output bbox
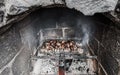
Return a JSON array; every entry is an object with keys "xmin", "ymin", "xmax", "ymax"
[{"xmin": 30, "ymin": 28, "xmax": 98, "ymax": 75}]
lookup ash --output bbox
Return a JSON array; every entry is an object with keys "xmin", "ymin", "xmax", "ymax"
[
  {"xmin": 32, "ymin": 59, "xmax": 58, "ymax": 75},
  {"xmin": 31, "ymin": 40, "xmax": 97, "ymax": 75}
]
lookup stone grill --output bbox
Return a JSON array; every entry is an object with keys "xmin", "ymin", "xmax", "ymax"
[{"xmin": 0, "ymin": 4, "xmax": 119, "ymax": 75}]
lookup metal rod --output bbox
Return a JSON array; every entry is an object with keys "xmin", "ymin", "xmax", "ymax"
[{"xmin": 87, "ymin": 44, "xmax": 108, "ymax": 75}]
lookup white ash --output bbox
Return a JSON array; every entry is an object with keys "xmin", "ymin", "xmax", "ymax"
[
  {"xmin": 32, "ymin": 59, "xmax": 58, "ymax": 75},
  {"xmin": 66, "ymin": 59, "xmax": 96, "ymax": 74}
]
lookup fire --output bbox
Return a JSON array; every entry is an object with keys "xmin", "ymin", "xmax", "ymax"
[{"xmin": 40, "ymin": 40, "xmax": 84, "ymax": 54}]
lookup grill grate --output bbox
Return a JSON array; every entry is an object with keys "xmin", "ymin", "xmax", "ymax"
[{"xmin": 30, "ymin": 39, "xmax": 98, "ymax": 75}]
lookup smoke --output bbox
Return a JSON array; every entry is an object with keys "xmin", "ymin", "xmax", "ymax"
[
  {"xmin": 20, "ymin": 25, "xmax": 36, "ymax": 49},
  {"xmin": 81, "ymin": 24, "xmax": 90, "ymax": 46},
  {"xmin": 77, "ymin": 17, "xmax": 92, "ymax": 46}
]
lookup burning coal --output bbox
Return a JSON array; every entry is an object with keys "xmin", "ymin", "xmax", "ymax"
[{"xmin": 40, "ymin": 40, "xmax": 84, "ymax": 54}]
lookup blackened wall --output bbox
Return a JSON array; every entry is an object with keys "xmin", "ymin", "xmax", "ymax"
[{"xmin": 89, "ymin": 15, "xmax": 120, "ymax": 75}]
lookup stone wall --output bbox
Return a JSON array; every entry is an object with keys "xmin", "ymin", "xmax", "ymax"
[
  {"xmin": 0, "ymin": 0, "xmax": 118, "ymax": 28},
  {"xmin": 0, "ymin": 24, "xmax": 22, "ymax": 75},
  {"xmin": 89, "ymin": 22, "xmax": 120, "ymax": 75},
  {"xmin": 100, "ymin": 25, "xmax": 120, "ymax": 75}
]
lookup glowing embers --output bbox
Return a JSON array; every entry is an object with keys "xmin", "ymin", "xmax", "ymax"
[{"xmin": 40, "ymin": 40, "xmax": 84, "ymax": 54}]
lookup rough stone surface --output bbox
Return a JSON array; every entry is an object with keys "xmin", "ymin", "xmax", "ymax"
[
  {"xmin": 0, "ymin": 26, "xmax": 22, "ymax": 69},
  {"xmin": 89, "ymin": 24, "xmax": 120, "ymax": 75},
  {"xmin": 41, "ymin": 28, "xmax": 63, "ymax": 39},
  {"xmin": 66, "ymin": 0, "xmax": 118, "ymax": 15},
  {"xmin": 0, "ymin": 25, "xmax": 22, "ymax": 75},
  {"xmin": 0, "ymin": 0, "xmax": 118, "ymax": 28},
  {"xmin": 64, "ymin": 28, "xmax": 75, "ymax": 38},
  {"xmin": 104, "ymin": 0, "xmax": 120, "ymax": 28},
  {"xmin": 4, "ymin": 0, "xmax": 117, "ymax": 15},
  {"xmin": 12, "ymin": 47, "xmax": 31, "ymax": 75},
  {"xmin": 0, "ymin": 67, "xmax": 10, "ymax": 75},
  {"xmin": 100, "ymin": 26, "xmax": 120, "ymax": 75}
]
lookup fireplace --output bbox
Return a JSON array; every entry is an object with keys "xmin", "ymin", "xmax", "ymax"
[{"xmin": 0, "ymin": 5, "xmax": 119, "ymax": 75}]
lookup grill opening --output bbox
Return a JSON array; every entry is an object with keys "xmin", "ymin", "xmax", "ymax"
[{"xmin": 26, "ymin": 7, "xmax": 111, "ymax": 75}]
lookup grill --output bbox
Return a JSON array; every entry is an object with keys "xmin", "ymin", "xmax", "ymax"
[{"xmin": 31, "ymin": 28, "xmax": 98, "ymax": 75}]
